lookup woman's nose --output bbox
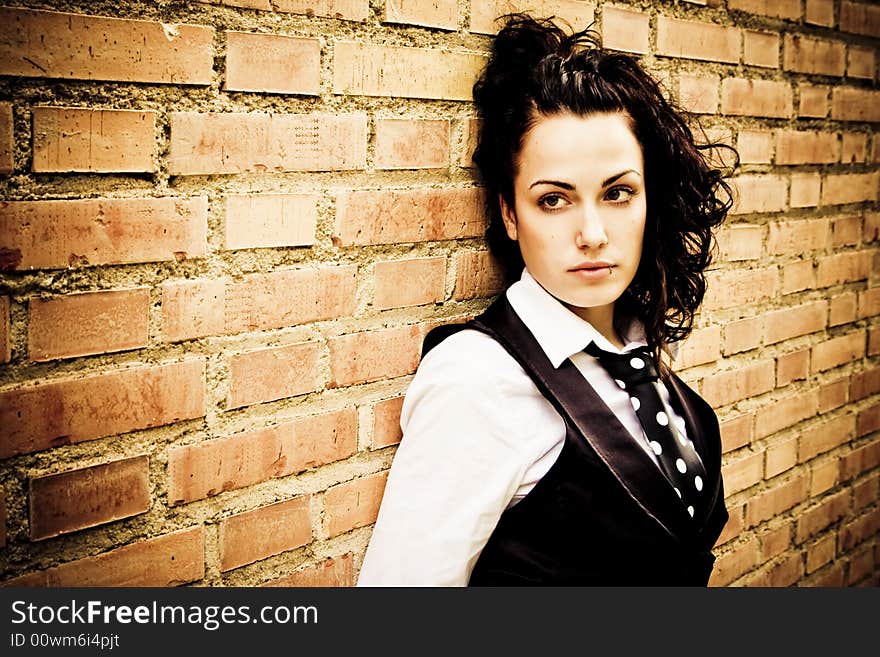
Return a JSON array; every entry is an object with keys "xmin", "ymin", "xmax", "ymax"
[{"xmin": 576, "ymin": 206, "xmax": 608, "ymax": 248}]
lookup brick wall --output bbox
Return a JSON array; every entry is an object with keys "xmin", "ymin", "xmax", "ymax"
[{"xmin": 0, "ymin": 0, "xmax": 876, "ymax": 587}]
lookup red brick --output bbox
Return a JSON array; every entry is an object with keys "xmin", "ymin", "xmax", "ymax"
[
  {"xmin": 0, "ymin": 197, "xmax": 207, "ymax": 271},
  {"xmin": 783, "ymin": 35, "xmax": 846, "ymax": 76},
  {"xmin": 704, "ymin": 267, "xmax": 777, "ymax": 310},
  {"xmin": 329, "ymin": 325, "xmax": 421, "ymax": 387},
  {"xmin": 729, "ymin": 0, "xmax": 801, "ymax": 20},
  {"xmin": 865, "ymin": 287, "xmax": 880, "ymax": 319},
  {"xmin": 765, "ymin": 553, "xmax": 805, "ymax": 586},
  {"xmin": 777, "ymin": 349, "xmax": 809, "ymax": 387},
  {"xmin": 851, "ymin": 367, "xmax": 880, "ymax": 401},
  {"xmin": 821, "ymin": 173, "xmax": 878, "ymax": 206},
  {"xmin": 458, "ymin": 117, "xmax": 479, "ymax": 168},
  {"xmin": 798, "ymin": 84, "xmax": 829, "ymax": 118},
  {"xmin": 756, "ymin": 390, "xmax": 819, "ymax": 440},
  {"xmin": 806, "ymin": 534, "xmax": 837, "ymax": 573},
  {"xmin": 227, "ymin": 341, "xmax": 322, "ymax": 410},
  {"xmin": 775, "ymin": 130, "xmax": 839, "ymax": 165},
  {"xmin": 765, "ymin": 436, "xmax": 799, "ymax": 479},
  {"xmin": 799, "ymin": 414, "xmax": 857, "ymax": 462},
  {"xmin": 761, "ymin": 523, "xmax": 792, "ymax": 559},
  {"xmin": 840, "ymin": 439, "xmax": 880, "ymax": 481},
  {"xmin": 847, "ymin": 547, "xmax": 875, "ymax": 585},
  {"xmin": 28, "ymin": 288, "xmax": 150, "ymax": 362},
  {"xmin": 721, "ymin": 78, "xmax": 793, "ymax": 118},
  {"xmin": 453, "ymin": 250, "xmax": 505, "ymax": 300},
  {"xmin": 161, "ymin": 278, "xmax": 225, "ymax": 342},
  {"xmin": 32, "ymin": 107, "xmax": 155, "ymax": 173},
  {"xmin": 737, "ymin": 130, "xmax": 773, "ymax": 164},
  {"xmin": 767, "ymin": 218, "xmax": 828, "ymax": 255},
  {"xmin": 0, "ymin": 102, "xmax": 11, "ymax": 174},
  {"xmin": 729, "ymin": 175, "xmax": 788, "ymax": 215},
  {"xmin": 678, "ymin": 74, "xmax": 719, "ymax": 114},
  {"xmin": 819, "ymin": 377, "xmax": 849, "ymax": 413},
  {"xmin": 0, "ymin": 7, "xmax": 213, "ymax": 84},
  {"xmin": 839, "ymin": 0, "xmax": 880, "ymax": 37},
  {"xmin": 829, "ymin": 292, "xmax": 858, "ymax": 326},
  {"xmin": 853, "ymin": 474, "xmax": 878, "ymax": 510},
  {"xmin": 811, "ymin": 331, "xmax": 866, "ymax": 374},
  {"xmin": 5, "ymin": 526, "xmax": 205, "ymax": 587},
  {"xmin": 333, "ymin": 188, "xmax": 483, "ymax": 246},
  {"xmin": 790, "ymin": 174, "xmax": 821, "ymax": 208},
  {"xmin": 220, "ymin": 496, "xmax": 312, "ymax": 571},
  {"xmin": 866, "ymin": 212, "xmax": 880, "ymax": 241},
  {"xmin": 810, "ymin": 458, "xmax": 840, "ymax": 496},
  {"xmin": 744, "ymin": 30, "xmax": 779, "ymax": 68},
  {"xmin": 241, "ymin": 0, "xmax": 368, "ymax": 21},
  {"xmin": 720, "ymin": 413, "xmax": 753, "ymax": 453},
  {"xmin": 323, "ymin": 471, "xmax": 388, "ymax": 538},
  {"xmin": 262, "ymin": 554, "xmax": 354, "ymax": 587},
  {"xmin": 811, "ymin": 562, "xmax": 845, "ymax": 586},
  {"xmin": 781, "ymin": 260, "xmax": 815, "ymax": 295},
  {"xmin": 764, "ymin": 301, "xmax": 827, "ymax": 345},
  {"xmin": 702, "ymin": 359, "xmax": 775, "ymax": 407},
  {"xmin": 374, "ymin": 257, "xmax": 446, "ymax": 310},
  {"xmin": 656, "ymin": 17, "xmax": 739, "ymax": 64},
  {"xmin": 723, "ymin": 451, "xmax": 765, "ymax": 494},
  {"xmin": 839, "ymin": 508, "xmax": 880, "ymax": 552},
  {"xmin": 817, "ymin": 250, "xmax": 875, "ymax": 287},
  {"xmin": 871, "ymin": 328, "xmax": 880, "ymax": 356},
  {"xmin": 383, "ymin": 0, "xmax": 458, "ymax": 30},
  {"xmin": 745, "ymin": 475, "xmax": 809, "ymax": 527},
  {"xmin": 708, "ymin": 537, "xmax": 759, "ymax": 586},
  {"xmin": 225, "ymin": 32, "xmax": 320, "ymax": 95},
  {"xmin": 0, "ymin": 296, "xmax": 10, "ymax": 363},
  {"xmin": 29, "ymin": 455, "xmax": 150, "ymax": 541},
  {"xmin": 0, "ymin": 359, "xmax": 205, "ymax": 459},
  {"xmin": 859, "ymin": 402, "xmax": 880, "ymax": 437},
  {"xmin": 371, "ymin": 396, "xmax": 404, "ymax": 449},
  {"xmin": 602, "ymin": 6, "xmax": 649, "ymax": 55},
  {"xmin": 224, "ymin": 194, "xmax": 317, "ymax": 250},
  {"xmin": 831, "ymin": 87, "xmax": 880, "ymax": 122},
  {"xmin": 374, "ymin": 119, "xmax": 450, "ymax": 170},
  {"xmin": 169, "ymin": 112, "xmax": 366, "ymax": 175},
  {"xmin": 841, "ymin": 132, "xmax": 868, "ymax": 164},
  {"xmin": 832, "ymin": 215, "xmax": 862, "ymax": 246},
  {"xmin": 715, "ymin": 504, "xmax": 744, "ymax": 546},
  {"xmin": 796, "ymin": 490, "xmax": 851, "ymax": 543},
  {"xmin": 847, "ymin": 46, "xmax": 876, "ymax": 81},
  {"xmin": 722, "ymin": 316, "xmax": 763, "ymax": 355},
  {"xmin": 168, "ymin": 409, "xmax": 357, "ymax": 504},
  {"xmin": 717, "ymin": 224, "xmax": 762, "ymax": 262},
  {"xmin": 0, "ymin": 486, "xmax": 5, "ymax": 547},
  {"xmin": 333, "ymin": 42, "xmax": 485, "ymax": 100},
  {"xmin": 469, "ymin": 1, "xmax": 595, "ymax": 35},
  {"xmin": 806, "ymin": 0, "xmax": 835, "ymax": 27}
]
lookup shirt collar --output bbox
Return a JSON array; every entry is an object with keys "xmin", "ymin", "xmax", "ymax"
[{"xmin": 506, "ymin": 268, "xmax": 655, "ymax": 369}]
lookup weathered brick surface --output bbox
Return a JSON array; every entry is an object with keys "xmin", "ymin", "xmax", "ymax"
[
  {"xmin": 0, "ymin": 102, "xmax": 12, "ymax": 174},
  {"xmin": 0, "ymin": 359, "xmax": 206, "ymax": 459},
  {"xmin": 225, "ymin": 32, "xmax": 320, "ymax": 95},
  {"xmin": 384, "ymin": 0, "xmax": 459, "ymax": 30},
  {"xmin": 322, "ymin": 471, "xmax": 388, "ymax": 538},
  {"xmin": 0, "ymin": 7, "xmax": 213, "ymax": 84},
  {"xmin": 29, "ymin": 456, "xmax": 151, "ymax": 541},
  {"xmin": 371, "ymin": 396, "xmax": 404, "ymax": 449},
  {"xmin": 721, "ymin": 78, "xmax": 793, "ymax": 118},
  {"xmin": 374, "ymin": 257, "xmax": 446, "ymax": 310},
  {"xmin": 0, "ymin": 197, "xmax": 207, "ymax": 271},
  {"xmin": 602, "ymin": 6, "xmax": 649, "ymax": 55},
  {"xmin": 224, "ymin": 194, "xmax": 318, "ymax": 250},
  {"xmin": 261, "ymin": 554, "xmax": 354, "ymax": 587},
  {"xmin": 219, "ymin": 496, "xmax": 312, "ymax": 571},
  {"xmin": 470, "ymin": 1, "xmax": 595, "ymax": 35},
  {"xmin": 374, "ymin": 119, "xmax": 450, "ymax": 170},
  {"xmin": 657, "ymin": 17, "xmax": 740, "ymax": 64},
  {"xmin": 168, "ymin": 409, "xmax": 357, "ymax": 504},
  {"xmin": 328, "ymin": 325, "xmax": 422, "ymax": 387},
  {"xmin": 0, "ymin": 296, "xmax": 10, "ymax": 363},
  {"xmin": 32, "ymin": 107, "xmax": 156, "ymax": 173},
  {"xmin": 227, "ymin": 341, "xmax": 322, "ymax": 410}
]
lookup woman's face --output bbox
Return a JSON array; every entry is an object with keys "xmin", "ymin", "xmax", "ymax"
[{"xmin": 500, "ymin": 111, "xmax": 647, "ymax": 327}]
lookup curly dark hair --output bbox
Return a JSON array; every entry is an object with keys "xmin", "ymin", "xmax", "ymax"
[{"xmin": 472, "ymin": 14, "xmax": 737, "ymax": 374}]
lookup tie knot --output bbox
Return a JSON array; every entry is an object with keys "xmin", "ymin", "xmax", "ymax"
[{"xmin": 584, "ymin": 342, "xmax": 659, "ymax": 388}]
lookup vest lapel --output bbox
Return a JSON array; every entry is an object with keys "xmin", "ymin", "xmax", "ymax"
[{"xmin": 473, "ymin": 298, "xmax": 698, "ymax": 542}]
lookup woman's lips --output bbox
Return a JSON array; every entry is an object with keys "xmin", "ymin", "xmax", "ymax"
[{"xmin": 570, "ymin": 265, "xmax": 613, "ymax": 280}]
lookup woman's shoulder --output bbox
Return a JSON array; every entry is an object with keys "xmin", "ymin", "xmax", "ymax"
[{"xmin": 416, "ymin": 326, "xmax": 527, "ymax": 385}]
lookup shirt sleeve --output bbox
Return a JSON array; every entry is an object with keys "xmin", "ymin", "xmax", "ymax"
[{"xmin": 356, "ymin": 330, "xmax": 537, "ymax": 586}]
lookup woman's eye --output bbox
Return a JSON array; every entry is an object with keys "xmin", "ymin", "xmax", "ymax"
[
  {"xmin": 538, "ymin": 194, "xmax": 567, "ymax": 210},
  {"xmin": 605, "ymin": 186, "xmax": 635, "ymax": 202}
]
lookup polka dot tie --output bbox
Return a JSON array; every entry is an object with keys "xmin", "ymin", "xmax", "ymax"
[{"xmin": 585, "ymin": 342, "xmax": 707, "ymax": 520}]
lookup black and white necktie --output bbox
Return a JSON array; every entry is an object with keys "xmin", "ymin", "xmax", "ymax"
[{"xmin": 585, "ymin": 342, "xmax": 706, "ymax": 519}]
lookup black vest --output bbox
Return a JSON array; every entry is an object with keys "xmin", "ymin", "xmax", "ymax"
[{"xmin": 423, "ymin": 297, "xmax": 729, "ymax": 586}]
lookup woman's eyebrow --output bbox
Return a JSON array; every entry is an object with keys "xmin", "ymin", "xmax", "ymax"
[
  {"xmin": 529, "ymin": 179, "xmax": 574, "ymax": 190},
  {"xmin": 602, "ymin": 169, "xmax": 641, "ymax": 186}
]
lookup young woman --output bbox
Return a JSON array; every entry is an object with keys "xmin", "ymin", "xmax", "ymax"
[{"xmin": 357, "ymin": 14, "xmax": 736, "ymax": 586}]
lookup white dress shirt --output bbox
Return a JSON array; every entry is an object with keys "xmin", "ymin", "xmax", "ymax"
[{"xmin": 356, "ymin": 269, "xmax": 688, "ymax": 586}]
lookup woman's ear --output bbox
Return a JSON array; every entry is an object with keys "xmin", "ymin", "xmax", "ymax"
[{"xmin": 499, "ymin": 194, "xmax": 518, "ymax": 241}]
